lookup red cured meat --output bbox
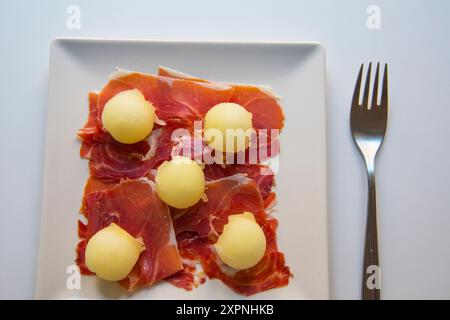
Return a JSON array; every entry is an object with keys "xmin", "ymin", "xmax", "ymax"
[
  {"xmin": 76, "ymin": 179, "xmax": 183, "ymax": 290},
  {"xmin": 79, "ymin": 71, "xmax": 234, "ymax": 179},
  {"xmin": 158, "ymin": 66, "xmax": 285, "ymax": 131},
  {"xmin": 165, "ymin": 232, "xmax": 207, "ymax": 291},
  {"xmin": 229, "ymin": 85, "xmax": 284, "ymax": 131},
  {"xmin": 88, "ymin": 139, "xmax": 152, "ymax": 179},
  {"xmin": 88, "ymin": 118, "xmax": 192, "ymax": 180},
  {"xmin": 157, "ymin": 67, "xmax": 209, "ymax": 83},
  {"xmin": 77, "ymin": 85, "xmax": 203, "ymax": 180},
  {"xmin": 98, "ymin": 72, "xmax": 234, "ymax": 123},
  {"xmin": 80, "ymin": 176, "xmax": 118, "ymax": 217},
  {"xmin": 158, "ymin": 67, "xmax": 283, "ymax": 161},
  {"xmin": 83, "ymin": 69, "xmax": 281, "ymax": 180},
  {"xmin": 78, "ymin": 92, "xmax": 98, "ymax": 143},
  {"xmin": 203, "ymin": 164, "xmax": 275, "ymax": 200},
  {"xmin": 78, "ymin": 92, "xmax": 100, "ymax": 158},
  {"xmin": 168, "ymin": 174, "xmax": 291, "ymax": 295},
  {"xmin": 76, "ymin": 90, "xmax": 176, "ymax": 179},
  {"xmin": 172, "ymin": 174, "xmax": 266, "ymax": 240},
  {"xmin": 76, "ymin": 67, "xmax": 290, "ymax": 295},
  {"xmin": 75, "ymin": 235, "xmax": 91, "ymax": 275},
  {"xmin": 170, "ymin": 219, "xmax": 291, "ymax": 296}
]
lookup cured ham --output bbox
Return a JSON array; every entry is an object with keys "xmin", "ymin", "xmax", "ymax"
[
  {"xmin": 88, "ymin": 118, "xmax": 192, "ymax": 179},
  {"xmin": 99, "ymin": 71, "xmax": 234, "ymax": 123},
  {"xmin": 172, "ymin": 175, "xmax": 266, "ymax": 239},
  {"xmin": 78, "ymin": 92, "xmax": 100, "ymax": 158},
  {"xmin": 203, "ymin": 164, "xmax": 275, "ymax": 200},
  {"xmin": 168, "ymin": 175, "xmax": 291, "ymax": 295},
  {"xmin": 78, "ymin": 90, "xmax": 197, "ymax": 180},
  {"xmin": 170, "ymin": 219, "xmax": 291, "ymax": 296},
  {"xmin": 158, "ymin": 66, "xmax": 285, "ymax": 131},
  {"xmin": 158, "ymin": 66, "xmax": 284, "ymax": 161},
  {"xmin": 76, "ymin": 179, "xmax": 183, "ymax": 290},
  {"xmin": 76, "ymin": 67, "xmax": 290, "ymax": 295},
  {"xmin": 80, "ymin": 176, "xmax": 117, "ymax": 216},
  {"xmin": 80, "ymin": 70, "xmax": 283, "ymax": 180}
]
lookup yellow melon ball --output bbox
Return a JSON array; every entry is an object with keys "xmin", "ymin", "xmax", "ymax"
[
  {"xmin": 102, "ymin": 89, "xmax": 156, "ymax": 144},
  {"xmin": 213, "ymin": 212, "xmax": 266, "ymax": 270},
  {"xmin": 85, "ymin": 223, "xmax": 144, "ymax": 281},
  {"xmin": 204, "ymin": 102, "xmax": 253, "ymax": 153},
  {"xmin": 155, "ymin": 156, "xmax": 205, "ymax": 209}
]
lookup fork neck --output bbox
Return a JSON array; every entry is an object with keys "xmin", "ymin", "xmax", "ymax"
[{"xmin": 365, "ymin": 156, "xmax": 375, "ymax": 177}]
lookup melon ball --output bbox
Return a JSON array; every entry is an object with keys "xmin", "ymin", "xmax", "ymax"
[
  {"xmin": 102, "ymin": 89, "xmax": 156, "ymax": 144},
  {"xmin": 213, "ymin": 212, "xmax": 266, "ymax": 270},
  {"xmin": 155, "ymin": 156, "xmax": 205, "ymax": 209},
  {"xmin": 85, "ymin": 223, "xmax": 144, "ymax": 281},
  {"xmin": 204, "ymin": 102, "xmax": 253, "ymax": 153}
]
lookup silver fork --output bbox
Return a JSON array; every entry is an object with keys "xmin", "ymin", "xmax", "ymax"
[{"xmin": 350, "ymin": 62, "xmax": 388, "ymax": 300}]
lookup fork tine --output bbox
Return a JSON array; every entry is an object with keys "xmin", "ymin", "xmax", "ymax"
[
  {"xmin": 371, "ymin": 63, "xmax": 380, "ymax": 108},
  {"xmin": 362, "ymin": 62, "xmax": 372, "ymax": 109},
  {"xmin": 352, "ymin": 64, "xmax": 364, "ymax": 107},
  {"xmin": 380, "ymin": 63, "xmax": 388, "ymax": 108}
]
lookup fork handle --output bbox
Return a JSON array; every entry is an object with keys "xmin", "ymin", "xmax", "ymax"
[{"xmin": 362, "ymin": 164, "xmax": 381, "ymax": 300}]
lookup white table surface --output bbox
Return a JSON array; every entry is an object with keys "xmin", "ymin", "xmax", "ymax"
[{"xmin": 1, "ymin": 0, "xmax": 449, "ymax": 300}]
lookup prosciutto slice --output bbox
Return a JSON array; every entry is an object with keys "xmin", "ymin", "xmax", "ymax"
[
  {"xmin": 76, "ymin": 179, "xmax": 183, "ymax": 290},
  {"xmin": 80, "ymin": 176, "xmax": 118, "ymax": 217},
  {"xmin": 170, "ymin": 219, "xmax": 291, "ymax": 296},
  {"xmin": 88, "ymin": 118, "xmax": 191, "ymax": 179},
  {"xmin": 203, "ymin": 164, "xmax": 275, "ymax": 200},
  {"xmin": 99, "ymin": 71, "xmax": 234, "ymax": 123},
  {"xmin": 158, "ymin": 66, "xmax": 285, "ymax": 131},
  {"xmin": 172, "ymin": 174, "xmax": 266, "ymax": 239},
  {"xmin": 158, "ymin": 66, "xmax": 284, "ymax": 161},
  {"xmin": 77, "ymin": 92, "xmax": 100, "ymax": 159},
  {"xmin": 168, "ymin": 174, "xmax": 291, "ymax": 295}
]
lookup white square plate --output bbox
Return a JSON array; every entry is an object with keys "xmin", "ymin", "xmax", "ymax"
[{"xmin": 36, "ymin": 39, "xmax": 329, "ymax": 299}]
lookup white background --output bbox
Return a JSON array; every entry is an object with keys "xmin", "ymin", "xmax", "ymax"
[{"xmin": 1, "ymin": 0, "xmax": 449, "ymax": 299}]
